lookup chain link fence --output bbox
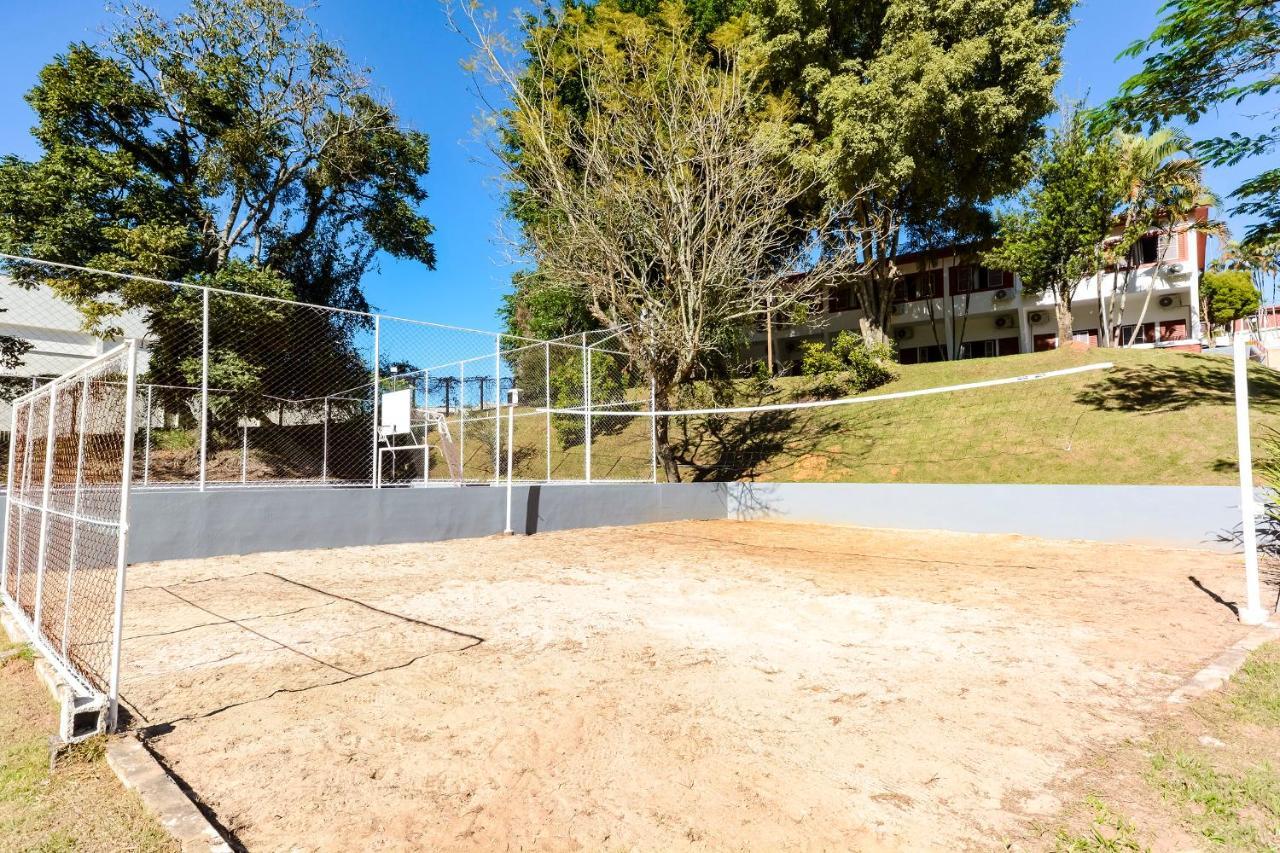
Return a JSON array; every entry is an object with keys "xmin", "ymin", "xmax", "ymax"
[
  {"xmin": 0, "ymin": 261, "xmax": 657, "ymax": 490},
  {"xmin": 2, "ymin": 341, "xmax": 137, "ymax": 738}
]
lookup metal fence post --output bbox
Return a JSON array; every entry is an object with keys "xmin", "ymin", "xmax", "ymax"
[
  {"xmin": 458, "ymin": 362, "xmax": 465, "ymax": 481},
  {"xmin": 1234, "ymin": 334, "xmax": 1271, "ymax": 625},
  {"xmin": 493, "ymin": 339, "xmax": 501, "ymax": 484},
  {"xmin": 650, "ymin": 378, "xmax": 658, "ymax": 483},
  {"xmin": 321, "ymin": 397, "xmax": 329, "ymax": 483},
  {"xmin": 1, "ymin": 402, "xmax": 20, "ymax": 593},
  {"xmin": 544, "ymin": 341, "xmax": 551, "ymax": 483},
  {"xmin": 583, "ymin": 333, "xmax": 592, "ymax": 483},
  {"xmin": 108, "ymin": 339, "xmax": 139, "ymax": 731},
  {"xmin": 142, "ymin": 384, "xmax": 152, "ymax": 487},
  {"xmin": 12, "ymin": 397, "xmax": 37, "ymax": 601},
  {"xmin": 198, "ymin": 287, "xmax": 210, "ymax": 492},
  {"xmin": 61, "ymin": 375, "xmax": 90, "ymax": 655},
  {"xmin": 371, "ymin": 315, "xmax": 381, "ymax": 488},
  {"xmin": 241, "ymin": 423, "xmax": 248, "ymax": 484},
  {"xmin": 32, "ymin": 381, "xmax": 59, "ymax": 633}
]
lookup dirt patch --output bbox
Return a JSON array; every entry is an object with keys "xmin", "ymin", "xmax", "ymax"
[{"xmin": 118, "ymin": 520, "xmax": 1266, "ymax": 851}]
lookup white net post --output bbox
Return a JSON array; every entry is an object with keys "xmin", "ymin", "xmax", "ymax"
[
  {"xmin": 142, "ymin": 383, "xmax": 152, "ymax": 487},
  {"xmin": 1234, "ymin": 334, "xmax": 1270, "ymax": 625},
  {"xmin": 321, "ymin": 397, "xmax": 329, "ymax": 483},
  {"xmin": 107, "ymin": 339, "xmax": 139, "ymax": 731},
  {"xmin": 371, "ymin": 315, "xmax": 381, "ymax": 489}
]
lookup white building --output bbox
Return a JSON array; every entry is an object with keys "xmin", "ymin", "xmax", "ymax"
[
  {"xmin": 755, "ymin": 208, "xmax": 1210, "ymax": 370},
  {"xmin": 0, "ymin": 277, "xmax": 151, "ymax": 386}
]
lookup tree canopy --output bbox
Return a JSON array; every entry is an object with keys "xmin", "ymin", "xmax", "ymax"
[
  {"xmin": 1100, "ymin": 0, "xmax": 1280, "ymax": 247},
  {"xmin": 985, "ymin": 105, "xmax": 1120, "ymax": 344},
  {"xmin": 498, "ymin": 0, "xmax": 1072, "ymax": 345}
]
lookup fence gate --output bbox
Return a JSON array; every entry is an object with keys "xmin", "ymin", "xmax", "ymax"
[{"xmin": 1, "ymin": 340, "xmax": 138, "ymax": 741}]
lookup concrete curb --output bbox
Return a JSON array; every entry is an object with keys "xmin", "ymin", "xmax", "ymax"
[
  {"xmin": 1167, "ymin": 621, "xmax": 1280, "ymax": 704},
  {"xmin": 107, "ymin": 736, "xmax": 233, "ymax": 852},
  {"xmin": 2, "ymin": 607, "xmax": 231, "ymax": 852}
]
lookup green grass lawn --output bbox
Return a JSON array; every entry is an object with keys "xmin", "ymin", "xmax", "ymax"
[
  {"xmin": 653, "ymin": 347, "xmax": 1280, "ymax": 485},
  {"xmin": 0, "ymin": 642, "xmax": 175, "ymax": 851}
]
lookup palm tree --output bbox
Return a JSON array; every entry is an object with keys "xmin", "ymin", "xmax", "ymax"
[
  {"xmin": 1219, "ymin": 238, "xmax": 1280, "ymax": 334},
  {"xmin": 1100, "ymin": 129, "xmax": 1203, "ymax": 343},
  {"xmin": 1126, "ymin": 179, "xmax": 1225, "ymax": 346}
]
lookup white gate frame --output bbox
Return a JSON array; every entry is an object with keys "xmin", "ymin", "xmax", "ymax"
[{"xmin": 0, "ymin": 340, "xmax": 139, "ymax": 736}]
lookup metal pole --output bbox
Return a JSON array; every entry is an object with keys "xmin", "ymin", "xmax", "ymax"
[
  {"xmin": 423, "ymin": 370, "xmax": 429, "ymax": 484},
  {"xmin": 458, "ymin": 363, "xmax": 465, "ymax": 481},
  {"xmin": 60, "ymin": 375, "xmax": 90, "ymax": 655},
  {"xmin": 583, "ymin": 333, "xmax": 592, "ymax": 483},
  {"xmin": 142, "ymin": 384, "xmax": 152, "ymax": 487},
  {"xmin": 544, "ymin": 342, "xmax": 552, "ymax": 483},
  {"xmin": 32, "ymin": 381, "xmax": 59, "ymax": 633},
  {"xmin": 0, "ymin": 403, "xmax": 18, "ymax": 594},
  {"xmin": 1234, "ymin": 334, "xmax": 1271, "ymax": 625},
  {"xmin": 12, "ymin": 396, "xmax": 36, "ymax": 603},
  {"xmin": 371, "ymin": 316, "xmax": 381, "ymax": 488},
  {"xmin": 650, "ymin": 378, "xmax": 658, "ymax": 483},
  {"xmin": 241, "ymin": 424, "xmax": 248, "ymax": 484},
  {"xmin": 108, "ymin": 339, "xmax": 140, "ymax": 731},
  {"xmin": 493, "ymin": 339, "xmax": 501, "ymax": 484},
  {"xmin": 198, "ymin": 288, "xmax": 209, "ymax": 492},
  {"xmin": 321, "ymin": 397, "xmax": 329, "ymax": 483},
  {"xmin": 504, "ymin": 388, "xmax": 519, "ymax": 535}
]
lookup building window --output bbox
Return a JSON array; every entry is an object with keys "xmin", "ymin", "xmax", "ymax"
[
  {"xmin": 1117, "ymin": 323, "xmax": 1155, "ymax": 344},
  {"xmin": 1138, "ymin": 234, "xmax": 1160, "ymax": 265},
  {"xmin": 958, "ymin": 339, "xmax": 998, "ymax": 359},
  {"xmin": 827, "ymin": 284, "xmax": 860, "ymax": 313}
]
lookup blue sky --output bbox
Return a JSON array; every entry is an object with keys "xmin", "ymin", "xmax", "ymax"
[{"xmin": 0, "ymin": 0, "xmax": 1266, "ymax": 330}]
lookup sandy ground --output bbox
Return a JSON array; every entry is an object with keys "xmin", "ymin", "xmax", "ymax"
[{"xmin": 117, "ymin": 520, "xmax": 1273, "ymax": 851}]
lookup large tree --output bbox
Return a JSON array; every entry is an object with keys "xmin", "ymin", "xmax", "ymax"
[
  {"xmin": 0, "ymin": 0, "xmax": 435, "ymax": 399},
  {"xmin": 462, "ymin": 0, "xmax": 871, "ymax": 481},
  {"xmin": 499, "ymin": 0, "xmax": 1072, "ymax": 345},
  {"xmin": 753, "ymin": 0, "xmax": 1072, "ymax": 343},
  {"xmin": 1100, "ymin": 0, "xmax": 1280, "ymax": 247},
  {"xmin": 986, "ymin": 106, "xmax": 1121, "ymax": 345}
]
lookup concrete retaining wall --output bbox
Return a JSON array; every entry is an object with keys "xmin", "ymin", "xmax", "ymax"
[
  {"xmin": 123, "ymin": 483, "xmax": 729, "ymax": 563},
  {"xmin": 0, "ymin": 481, "xmax": 1248, "ymax": 563},
  {"xmin": 727, "ymin": 482, "xmax": 1247, "ymax": 550}
]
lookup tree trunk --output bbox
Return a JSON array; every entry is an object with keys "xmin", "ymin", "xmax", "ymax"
[
  {"xmin": 1055, "ymin": 299, "xmax": 1074, "ymax": 348},
  {"xmin": 1127, "ymin": 227, "xmax": 1174, "ymax": 347},
  {"xmin": 653, "ymin": 387, "xmax": 681, "ymax": 483}
]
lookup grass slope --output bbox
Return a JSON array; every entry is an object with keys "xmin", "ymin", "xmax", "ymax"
[{"xmin": 668, "ymin": 347, "xmax": 1280, "ymax": 485}]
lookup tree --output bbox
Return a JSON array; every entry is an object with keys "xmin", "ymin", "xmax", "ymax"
[
  {"xmin": 986, "ymin": 106, "xmax": 1120, "ymax": 345},
  {"xmin": 1096, "ymin": 127, "xmax": 1225, "ymax": 346},
  {"xmin": 756, "ymin": 0, "xmax": 1072, "ymax": 343},
  {"xmin": 461, "ymin": 1, "xmax": 871, "ymax": 481},
  {"xmin": 0, "ymin": 0, "xmax": 435, "ymax": 397},
  {"xmin": 1100, "ymin": 0, "xmax": 1280, "ymax": 247},
  {"xmin": 1200, "ymin": 268, "xmax": 1261, "ymax": 335}
]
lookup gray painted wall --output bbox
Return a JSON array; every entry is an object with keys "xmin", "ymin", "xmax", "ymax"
[
  {"xmin": 727, "ymin": 482, "xmax": 1248, "ymax": 550},
  {"xmin": 123, "ymin": 483, "xmax": 729, "ymax": 562},
  {"xmin": 0, "ymin": 481, "xmax": 1248, "ymax": 563}
]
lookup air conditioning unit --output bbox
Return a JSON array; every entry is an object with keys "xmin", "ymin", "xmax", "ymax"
[
  {"xmin": 994, "ymin": 288, "xmax": 1012, "ymax": 301},
  {"xmin": 1158, "ymin": 294, "xmax": 1180, "ymax": 309},
  {"xmin": 994, "ymin": 315, "xmax": 1014, "ymax": 330},
  {"xmin": 1029, "ymin": 311, "xmax": 1045, "ymax": 325},
  {"xmin": 894, "ymin": 326, "xmax": 914, "ymax": 341},
  {"xmin": 1167, "ymin": 262, "xmax": 1185, "ymax": 274}
]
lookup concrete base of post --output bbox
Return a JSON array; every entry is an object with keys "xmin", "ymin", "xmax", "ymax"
[{"xmin": 1239, "ymin": 606, "xmax": 1273, "ymax": 627}]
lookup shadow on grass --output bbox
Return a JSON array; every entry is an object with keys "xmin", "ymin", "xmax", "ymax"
[
  {"xmin": 667, "ymin": 382, "xmax": 873, "ymax": 482},
  {"xmin": 1076, "ymin": 354, "xmax": 1280, "ymax": 414}
]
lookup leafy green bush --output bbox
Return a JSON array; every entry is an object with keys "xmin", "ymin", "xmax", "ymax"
[{"xmin": 798, "ymin": 331, "xmax": 896, "ymax": 395}]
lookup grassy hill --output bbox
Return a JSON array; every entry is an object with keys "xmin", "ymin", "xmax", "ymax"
[{"xmin": 569, "ymin": 347, "xmax": 1280, "ymax": 486}]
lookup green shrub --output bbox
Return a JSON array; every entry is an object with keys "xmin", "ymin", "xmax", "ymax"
[{"xmin": 798, "ymin": 331, "xmax": 896, "ymax": 394}]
